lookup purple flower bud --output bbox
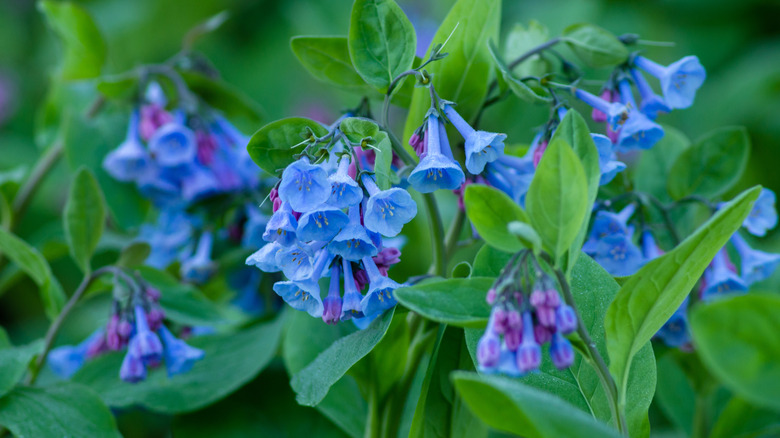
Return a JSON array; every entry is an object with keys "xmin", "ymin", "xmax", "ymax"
[
  {"xmin": 146, "ymin": 287, "xmax": 161, "ymax": 302},
  {"xmin": 492, "ymin": 308, "xmax": 508, "ymax": 334},
  {"xmin": 119, "ymin": 350, "xmax": 147, "ymax": 383},
  {"xmin": 530, "ymin": 289, "xmax": 546, "ymax": 307},
  {"xmin": 506, "ymin": 310, "xmax": 522, "ymax": 330},
  {"xmin": 322, "ymin": 264, "xmax": 343, "ymax": 325},
  {"xmin": 517, "ymin": 312, "xmax": 541, "ymax": 372},
  {"xmin": 555, "ymin": 305, "xmax": 578, "ymax": 335},
  {"xmin": 534, "ymin": 324, "xmax": 552, "ymax": 344},
  {"xmin": 544, "ymin": 289, "xmax": 561, "ymax": 307},
  {"xmin": 486, "ymin": 288, "xmax": 497, "ymax": 305},
  {"xmin": 132, "ymin": 306, "xmax": 163, "ymax": 364},
  {"xmin": 118, "ymin": 320, "xmax": 133, "ymax": 338},
  {"xmin": 550, "ymin": 332, "xmax": 575, "ymax": 369},
  {"xmin": 536, "ymin": 306, "xmax": 556, "ymax": 328},
  {"xmin": 504, "ymin": 328, "xmax": 522, "ymax": 351},
  {"xmin": 147, "ymin": 308, "xmax": 165, "ymax": 332}
]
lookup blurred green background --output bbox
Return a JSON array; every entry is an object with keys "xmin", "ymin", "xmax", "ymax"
[{"xmin": 0, "ymin": 0, "xmax": 779, "ymax": 434}]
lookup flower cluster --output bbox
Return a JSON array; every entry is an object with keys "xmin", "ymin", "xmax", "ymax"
[
  {"xmin": 247, "ymin": 130, "xmax": 417, "ymax": 325},
  {"xmin": 476, "ymin": 253, "xmax": 578, "ymax": 376}
]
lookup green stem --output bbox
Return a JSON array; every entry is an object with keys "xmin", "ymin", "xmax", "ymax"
[
  {"xmin": 639, "ymin": 193, "xmax": 681, "ymax": 245},
  {"xmin": 508, "ymin": 37, "xmax": 561, "ymax": 70},
  {"xmin": 423, "ymin": 194, "xmax": 446, "ymax": 277},
  {"xmin": 10, "ymin": 142, "xmax": 64, "ymax": 232},
  {"xmin": 364, "ymin": 381, "xmax": 381, "ymax": 438},
  {"xmin": 691, "ymin": 393, "xmax": 710, "ymax": 438},
  {"xmin": 445, "ymin": 208, "xmax": 466, "ymax": 259}
]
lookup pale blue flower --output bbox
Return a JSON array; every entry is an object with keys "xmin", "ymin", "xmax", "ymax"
[
  {"xmin": 328, "ymin": 207, "xmax": 378, "ymax": 260},
  {"xmin": 360, "ymin": 256, "xmax": 400, "ymax": 318},
  {"xmin": 262, "ymin": 202, "xmax": 298, "ymax": 246},
  {"xmin": 616, "ymin": 79, "xmax": 664, "ymax": 151},
  {"xmin": 634, "ymin": 55, "xmax": 706, "ymax": 109},
  {"xmin": 362, "ymin": 175, "xmax": 417, "ymax": 237},
  {"xmin": 630, "ymin": 68, "xmax": 671, "ymax": 120},
  {"xmin": 574, "ymin": 88, "xmax": 629, "ymax": 130},
  {"xmin": 443, "ymin": 104, "xmax": 506, "ymax": 174},
  {"xmin": 408, "ymin": 115, "xmax": 465, "ymax": 192},
  {"xmin": 731, "ymin": 233, "xmax": 780, "ymax": 286},
  {"xmin": 327, "ymin": 156, "xmax": 363, "ymax": 209},
  {"xmin": 297, "ymin": 204, "xmax": 349, "ymax": 242},
  {"xmin": 103, "ymin": 110, "xmax": 151, "ymax": 182},
  {"xmin": 158, "ymin": 325, "xmax": 205, "ymax": 377},
  {"xmin": 278, "ymin": 157, "xmax": 331, "ymax": 213}
]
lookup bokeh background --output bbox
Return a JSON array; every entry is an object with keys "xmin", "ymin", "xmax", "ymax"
[{"xmin": 1, "ymin": 0, "xmax": 779, "ymax": 436}]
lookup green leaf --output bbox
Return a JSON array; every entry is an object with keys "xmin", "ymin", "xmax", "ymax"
[
  {"xmin": 38, "ymin": 1, "xmax": 106, "ymax": 80},
  {"xmin": 339, "ymin": 117, "xmax": 380, "ymax": 144},
  {"xmin": 116, "ymin": 242, "xmax": 151, "ymax": 268},
  {"xmin": 561, "ymin": 23, "xmax": 628, "ymax": 68},
  {"xmin": 96, "ymin": 72, "xmax": 139, "ymax": 100},
  {"xmin": 471, "ymin": 245, "xmax": 512, "ymax": 278},
  {"xmin": 487, "ymin": 41, "xmax": 551, "ymax": 104},
  {"xmin": 291, "ymin": 36, "xmax": 376, "ymax": 94},
  {"xmin": 464, "ymin": 184, "xmax": 529, "ymax": 253},
  {"xmin": 73, "ymin": 315, "xmax": 285, "ymax": 413},
  {"xmin": 710, "ymin": 396, "xmax": 780, "ymax": 438},
  {"xmin": 507, "ymin": 221, "xmax": 541, "ymax": 253},
  {"xmin": 180, "ymin": 71, "xmax": 265, "ymax": 125},
  {"xmin": 373, "ymin": 132, "xmax": 394, "ymax": 190},
  {"xmin": 0, "ymin": 228, "xmax": 64, "ymax": 319},
  {"xmin": 403, "ymin": 0, "xmax": 501, "ymax": 142},
  {"xmin": 452, "ymin": 372, "xmax": 621, "ymax": 438},
  {"xmin": 0, "ymin": 383, "xmax": 120, "ymax": 437},
  {"xmin": 654, "ymin": 354, "xmax": 696, "ymax": 436},
  {"xmin": 451, "ymin": 261, "xmax": 473, "ymax": 278},
  {"xmin": 633, "ymin": 126, "xmax": 690, "ymax": 202},
  {"xmin": 667, "ymin": 126, "xmax": 750, "ymax": 200},
  {"xmin": 548, "ymin": 110, "xmax": 600, "ymax": 274},
  {"xmin": 504, "ymin": 21, "xmax": 551, "ymax": 79},
  {"xmin": 691, "ymin": 293, "xmax": 780, "ymax": 412},
  {"xmin": 138, "ymin": 267, "xmax": 225, "ymax": 327},
  {"xmin": 247, "ymin": 117, "xmax": 329, "ymax": 176},
  {"xmin": 347, "ymin": 0, "xmax": 416, "ymax": 92},
  {"xmin": 394, "ymin": 277, "xmax": 493, "ymax": 328},
  {"xmin": 63, "ymin": 167, "xmax": 106, "ymax": 273},
  {"xmin": 605, "ymin": 186, "xmax": 761, "ymax": 412},
  {"xmin": 290, "ymin": 309, "xmax": 394, "ymax": 406},
  {"xmin": 526, "ymin": 139, "xmax": 588, "ymax": 263},
  {"xmin": 0, "ymin": 340, "xmax": 43, "ymax": 398}
]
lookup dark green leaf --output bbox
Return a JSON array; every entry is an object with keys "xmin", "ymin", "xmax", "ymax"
[
  {"xmin": 64, "ymin": 167, "xmax": 105, "ymax": 273},
  {"xmin": 654, "ymin": 354, "xmax": 696, "ymax": 435},
  {"xmin": 526, "ymin": 139, "xmax": 588, "ymax": 263},
  {"xmin": 691, "ymin": 293, "xmax": 780, "ymax": 412},
  {"xmin": 561, "ymin": 23, "xmax": 628, "ymax": 68},
  {"xmin": 667, "ymin": 126, "xmax": 750, "ymax": 200},
  {"xmin": 633, "ymin": 126, "xmax": 690, "ymax": 202},
  {"xmin": 451, "ymin": 261, "xmax": 473, "ymax": 278},
  {"xmin": 394, "ymin": 278, "xmax": 492, "ymax": 328},
  {"xmin": 291, "ymin": 309, "xmax": 394, "ymax": 406},
  {"xmin": 403, "ymin": 0, "xmax": 501, "ymax": 142},
  {"xmin": 452, "ymin": 372, "xmax": 622, "ymax": 438},
  {"xmin": 0, "ymin": 383, "xmax": 120, "ymax": 437},
  {"xmin": 0, "ymin": 340, "xmax": 43, "ymax": 398},
  {"xmin": 247, "ymin": 117, "xmax": 329, "ymax": 176},
  {"xmin": 487, "ymin": 41, "xmax": 551, "ymax": 104},
  {"xmin": 116, "ymin": 242, "xmax": 151, "ymax": 268},
  {"xmin": 710, "ymin": 396, "xmax": 780, "ymax": 438},
  {"xmin": 38, "ymin": 0, "xmax": 106, "ymax": 80},
  {"xmin": 605, "ymin": 186, "xmax": 761, "ymax": 412},
  {"xmin": 291, "ymin": 36, "xmax": 376, "ymax": 94},
  {"xmin": 73, "ymin": 315, "xmax": 285, "ymax": 413},
  {"xmin": 138, "ymin": 267, "xmax": 225, "ymax": 327},
  {"xmin": 464, "ymin": 184, "xmax": 529, "ymax": 253},
  {"xmin": 180, "ymin": 71, "xmax": 264, "ymax": 125},
  {"xmin": 96, "ymin": 73, "xmax": 139, "ymax": 100},
  {"xmin": 348, "ymin": 0, "xmax": 416, "ymax": 92},
  {"xmin": 471, "ymin": 245, "xmax": 512, "ymax": 278}
]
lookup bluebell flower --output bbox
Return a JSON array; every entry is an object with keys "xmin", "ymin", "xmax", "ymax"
[
  {"xmin": 322, "ymin": 263, "xmax": 343, "ymax": 325},
  {"xmin": 158, "ymin": 325, "xmax": 205, "ymax": 377},
  {"xmin": 138, "ymin": 209, "xmax": 196, "ymax": 269},
  {"xmin": 275, "ymin": 242, "xmax": 317, "ymax": 281},
  {"xmin": 655, "ymin": 298, "xmax": 691, "ymax": 348},
  {"xmin": 362, "ymin": 175, "xmax": 417, "ymax": 237},
  {"xmin": 634, "ymin": 55, "xmax": 706, "ymax": 109},
  {"xmin": 229, "ymin": 268, "xmax": 265, "ymax": 315},
  {"xmin": 241, "ymin": 203, "xmax": 268, "ymax": 249},
  {"xmin": 180, "ymin": 163, "xmax": 221, "ymax": 203},
  {"xmin": 477, "ymin": 310, "xmax": 502, "ymax": 372},
  {"xmin": 483, "ymin": 136, "xmax": 538, "ymax": 205},
  {"xmin": 180, "ymin": 231, "xmax": 216, "ymax": 284},
  {"xmin": 731, "ymin": 233, "xmax": 780, "ymax": 286},
  {"xmin": 360, "ymin": 256, "xmax": 401, "ymax": 318},
  {"xmin": 119, "ymin": 349, "xmax": 146, "ymax": 383},
  {"xmin": 273, "ymin": 250, "xmax": 332, "ymax": 317},
  {"xmin": 136, "ymin": 168, "xmax": 181, "ymax": 208},
  {"xmin": 262, "ymin": 202, "xmax": 298, "ymax": 246},
  {"xmin": 742, "ymin": 188, "xmax": 777, "ymax": 237},
  {"xmin": 327, "ymin": 156, "xmax": 363, "ymax": 209},
  {"xmin": 340, "ymin": 258, "xmax": 364, "ymax": 320},
  {"xmin": 701, "ymin": 249, "xmax": 747, "ymax": 299},
  {"xmin": 278, "ymin": 157, "xmax": 331, "ymax": 213},
  {"xmin": 583, "ymin": 204, "xmax": 637, "ymax": 253},
  {"xmin": 103, "ymin": 110, "xmax": 151, "ymax": 182},
  {"xmin": 574, "ymin": 88, "xmax": 629, "ymax": 130},
  {"xmin": 555, "ymin": 305, "xmax": 577, "ymax": 335},
  {"xmin": 212, "ymin": 116, "xmax": 259, "ymax": 189},
  {"xmin": 408, "ymin": 115, "xmax": 465, "ymax": 192},
  {"xmin": 148, "ymin": 118, "xmax": 198, "ymax": 167},
  {"xmin": 297, "ymin": 204, "xmax": 349, "ymax": 242},
  {"xmin": 591, "ymin": 133, "xmax": 626, "ymax": 185},
  {"xmin": 516, "ymin": 312, "xmax": 541, "ymax": 373},
  {"xmin": 130, "ymin": 305, "xmax": 163, "ymax": 365},
  {"xmin": 443, "ymin": 104, "xmax": 506, "ymax": 174},
  {"xmin": 549, "ymin": 332, "xmax": 575, "ymax": 370},
  {"xmin": 641, "ymin": 230, "xmax": 664, "ymax": 260},
  {"xmin": 616, "ymin": 79, "xmax": 664, "ymax": 151},
  {"xmin": 630, "ymin": 69, "xmax": 671, "ymax": 120},
  {"xmin": 48, "ymin": 330, "xmax": 104, "ymax": 378},
  {"xmin": 246, "ymin": 242, "xmax": 283, "ymax": 272},
  {"xmin": 592, "ymin": 234, "xmax": 644, "ymax": 277},
  {"xmin": 328, "ymin": 207, "xmax": 378, "ymax": 260}
]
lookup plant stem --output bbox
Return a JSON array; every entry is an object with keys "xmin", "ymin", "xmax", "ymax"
[
  {"xmin": 639, "ymin": 193, "xmax": 681, "ymax": 245},
  {"xmin": 10, "ymin": 142, "xmax": 64, "ymax": 232},
  {"xmin": 445, "ymin": 208, "xmax": 466, "ymax": 259},
  {"xmin": 691, "ymin": 393, "xmax": 710, "ymax": 438},
  {"xmin": 423, "ymin": 194, "xmax": 446, "ymax": 277},
  {"xmin": 508, "ymin": 38, "xmax": 561, "ymax": 70},
  {"xmin": 25, "ymin": 266, "xmax": 116, "ymax": 385}
]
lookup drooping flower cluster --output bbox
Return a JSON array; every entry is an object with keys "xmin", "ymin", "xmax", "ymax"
[
  {"xmin": 477, "ymin": 253, "xmax": 578, "ymax": 375},
  {"xmin": 247, "ymin": 131, "xmax": 417, "ymax": 325},
  {"xmin": 583, "ymin": 204, "xmax": 643, "ymax": 277}
]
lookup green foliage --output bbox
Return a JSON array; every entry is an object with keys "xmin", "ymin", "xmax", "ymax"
[
  {"xmin": 64, "ymin": 167, "xmax": 106, "ymax": 274},
  {"xmin": 472, "ymin": 245, "xmax": 513, "ymax": 278},
  {"xmin": 633, "ymin": 126, "xmax": 691, "ymax": 201},
  {"xmin": 38, "ymin": 1, "xmax": 107, "ymax": 80},
  {"xmin": 0, "ymin": 340, "xmax": 43, "ymax": 398},
  {"xmin": 561, "ymin": 23, "xmax": 628, "ymax": 68},
  {"xmin": 526, "ymin": 139, "xmax": 588, "ymax": 264},
  {"xmin": 710, "ymin": 396, "xmax": 780, "ymax": 438},
  {"xmin": 487, "ymin": 41, "xmax": 551, "ymax": 104},
  {"xmin": 138, "ymin": 267, "xmax": 226, "ymax": 327},
  {"xmin": 605, "ymin": 186, "xmax": 761, "ymax": 412},
  {"xmin": 691, "ymin": 293, "xmax": 780, "ymax": 412},
  {"xmin": 464, "ymin": 184, "xmax": 529, "ymax": 253},
  {"xmin": 453, "ymin": 372, "xmax": 622, "ymax": 438},
  {"xmin": 179, "ymin": 71, "xmax": 265, "ymax": 125},
  {"xmin": 403, "ymin": 0, "xmax": 501, "ymax": 142},
  {"xmin": 291, "ymin": 36, "xmax": 378, "ymax": 94},
  {"xmin": 348, "ymin": 0, "xmax": 416, "ymax": 92},
  {"xmin": 115, "ymin": 242, "xmax": 151, "ymax": 268},
  {"xmin": 394, "ymin": 277, "xmax": 493, "ymax": 328},
  {"xmin": 246, "ymin": 117, "xmax": 329, "ymax": 175},
  {"xmin": 667, "ymin": 127, "xmax": 751, "ymax": 200}
]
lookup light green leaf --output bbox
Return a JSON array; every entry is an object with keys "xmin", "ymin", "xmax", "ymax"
[
  {"xmin": 290, "ymin": 309, "xmax": 394, "ymax": 406},
  {"xmin": 451, "ymin": 261, "xmax": 473, "ymax": 278},
  {"xmin": 348, "ymin": 0, "xmax": 416, "ymax": 92},
  {"xmin": 116, "ymin": 242, "xmax": 151, "ymax": 268},
  {"xmin": 504, "ymin": 21, "xmax": 551, "ymax": 78},
  {"xmin": 247, "ymin": 117, "xmax": 329, "ymax": 176},
  {"xmin": 394, "ymin": 277, "xmax": 493, "ymax": 328},
  {"xmin": 0, "ymin": 383, "xmax": 120, "ymax": 438},
  {"xmin": 691, "ymin": 293, "xmax": 780, "ymax": 412},
  {"xmin": 180, "ymin": 71, "xmax": 265, "ymax": 126},
  {"xmin": 526, "ymin": 139, "xmax": 588, "ymax": 263},
  {"xmin": 667, "ymin": 126, "xmax": 750, "ymax": 200},
  {"xmin": 403, "ymin": 0, "xmax": 501, "ymax": 142},
  {"xmin": 453, "ymin": 372, "xmax": 622, "ymax": 438},
  {"xmin": 339, "ymin": 117, "xmax": 380, "ymax": 144},
  {"xmin": 96, "ymin": 72, "xmax": 139, "ymax": 100},
  {"xmin": 64, "ymin": 167, "xmax": 105, "ymax": 273},
  {"xmin": 73, "ymin": 315, "xmax": 285, "ymax": 413},
  {"xmin": 487, "ymin": 41, "xmax": 551, "ymax": 104},
  {"xmin": 471, "ymin": 245, "xmax": 512, "ymax": 278},
  {"xmin": 464, "ymin": 184, "xmax": 529, "ymax": 253},
  {"xmin": 710, "ymin": 396, "xmax": 780, "ymax": 438},
  {"xmin": 38, "ymin": 0, "xmax": 106, "ymax": 80},
  {"xmin": 291, "ymin": 36, "xmax": 376, "ymax": 94},
  {"xmin": 561, "ymin": 23, "xmax": 628, "ymax": 68},
  {"xmin": 605, "ymin": 186, "xmax": 761, "ymax": 413},
  {"xmin": 0, "ymin": 340, "xmax": 43, "ymax": 398},
  {"xmin": 507, "ymin": 221, "xmax": 541, "ymax": 253},
  {"xmin": 373, "ymin": 132, "xmax": 394, "ymax": 189}
]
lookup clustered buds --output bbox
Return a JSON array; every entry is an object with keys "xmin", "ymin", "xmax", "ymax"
[{"xmin": 477, "ymin": 252, "xmax": 577, "ymax": 375}]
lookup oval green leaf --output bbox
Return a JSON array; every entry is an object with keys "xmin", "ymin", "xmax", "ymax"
[
  {"xmin": 464, "ymin": 184, "xmax": 529, "ymax": 253},
  {"xmin": 247, "ymin": 117, "xmax": 329, "ymax": 176},
  {"xmin": 38, "ymin": 1, "xmax": 106, "ymax": 80},
  {"xmin": 291, "ymin": 36, "xmax": 376, "ymax": 94},
  {"xmin": 561, "ymin": 23, "xmax": 628, "ymax": 68},
  {"xmin": 64, "ymin": 167, "xmax": 106, "ymax": 273},
  {"xmin": 394, "ymin": 277, "xmax": 492, "ymax": 328}
]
